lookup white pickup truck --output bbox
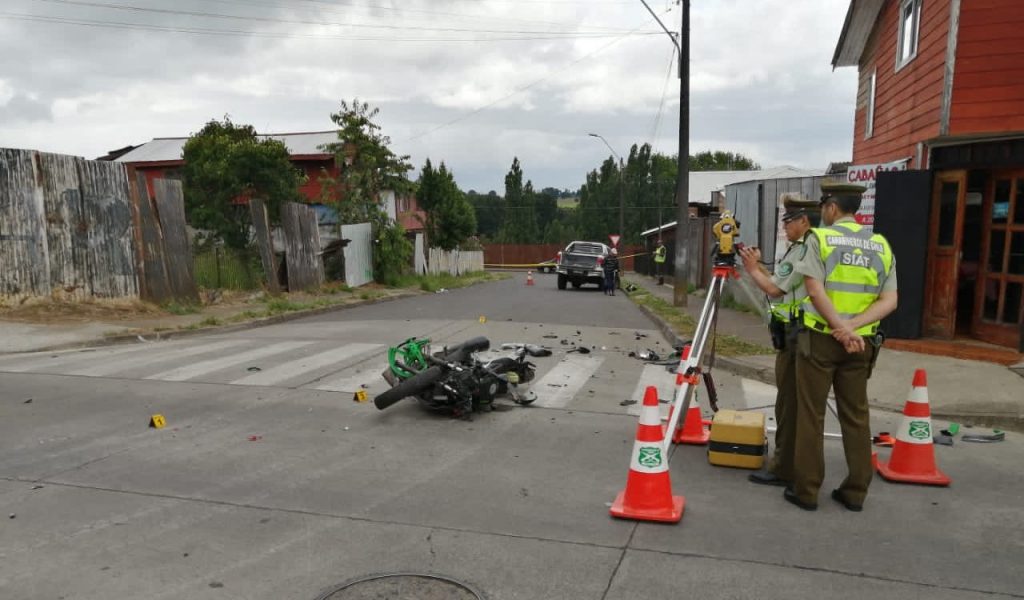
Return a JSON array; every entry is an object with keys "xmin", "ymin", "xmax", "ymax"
[{"xmin": 555, "ymin": 241, "xmax": 611, "ymax": 290}]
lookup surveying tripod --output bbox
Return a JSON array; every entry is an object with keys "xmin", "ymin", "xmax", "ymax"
[{"xmin": 662, "ymin": 212, "xmax": 740, "ymax": 453}]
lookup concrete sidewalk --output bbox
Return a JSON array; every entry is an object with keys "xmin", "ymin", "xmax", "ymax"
[{"xmin": 629, "ymin": 274, "xmax": 1024, "ymax": 430}]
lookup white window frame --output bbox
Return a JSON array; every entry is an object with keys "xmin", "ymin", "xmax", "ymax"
[
  {"xmin": 896, "ymin": 0, "xmax": 923, "ymax": 71},
  {"xmin": 865, "ymin": 69, "xmax": 877, "ymax": 139}
]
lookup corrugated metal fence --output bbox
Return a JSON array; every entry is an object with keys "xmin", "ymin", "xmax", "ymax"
[
  {"xmin": 0, "ymin": 148, "xmax": 139, "ymax": 300},
  {"xmin": 428, "ymin": 248, "xmax": 484, "ymax": 275},
  {"xmin": 341, "ymin": 222, "xmax": 373, "ymax": 287}
]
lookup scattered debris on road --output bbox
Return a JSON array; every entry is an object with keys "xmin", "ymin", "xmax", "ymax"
[
  {"xmin": 247, "ymin": 366, "xmax": 261, "ymax": 372},
  {"xmin": 23, "ymin": 398, "xmax": 32, "ymax": 404},
  {"xmin": 247, "ymin": 435, "xmax": 263, "ymax": 442},
  {"xmin": 620, "ymin": 399, "xmax": 637, "ymax": 406},
  {"xmin": 962, "ymin": 430, "xmax": 1005, "ymax": 443}
]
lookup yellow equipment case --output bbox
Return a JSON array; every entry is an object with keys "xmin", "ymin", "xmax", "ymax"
[{"xmin": 708, "ymin": 410, "xmax": 766, "ymax": 469}]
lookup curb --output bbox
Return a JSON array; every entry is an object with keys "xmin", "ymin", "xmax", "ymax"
[
  {"xmin": 633, "ymin": 295, "xmax": 1024, "ymax": 431},
  {"xmin": 11, "ymin": 291, "xmax": 418, "ymax": 355},
  {"xmin": 633, "ymin": 301, "xmax": 777, "ymax": 387}
]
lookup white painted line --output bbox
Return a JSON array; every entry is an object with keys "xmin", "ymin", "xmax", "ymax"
[
  {"xmin": 64, "ymin": 339, "xmax": 250, "ymax": 377},
  {"xmin": 533, "ymin": 354, "xmax": 605, "ymax": 408},
  {"xmin": 146, "ymin": 341, "xmax": 314, "ymax": 382},
  {"xmin": 314, "ymin": 359, "xmax": 390, "ymax": 393},
  {"xmin": 231, "ymin": 343, "xmax": 383, "ymax": 387},
  {"xmin": 0, "ymin": 344, "xmax": 157, "ymax": 374},
  {"xmin": 627, "ymin": 364, "xmax": 678, "ymax": 417}
]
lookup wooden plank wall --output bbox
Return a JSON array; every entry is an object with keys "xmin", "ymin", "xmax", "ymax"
[
  {"xmin": 282, "ymin": 202, "xmax": 324, "ymax": 291},
  {"xmin": 130, "ymin": 170, "xmax": 172, "ymax": 303},
  {"xmin": 0, "ymin": 148, "xmax": 140, "ymax": 301},
  {"xmin": 949, "ymin": 0, "xmax": 1024, "ymax": 134},
  {"xmin": 249, "ymin": 198, "xmax": 281, "ymax": 294},
  {"xmin": 153, "ymin": 179, "xmax": 199, "ymax": 303}
]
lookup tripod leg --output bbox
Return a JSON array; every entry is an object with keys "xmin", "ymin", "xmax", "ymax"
[{"xmin": 663, "ymin": 274, "xmax": 724, "ymax": 453}]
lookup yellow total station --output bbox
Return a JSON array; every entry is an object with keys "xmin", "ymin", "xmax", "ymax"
[{"xmin": 712, "ymin": 212, "xmax": 740, "ymax": 256}]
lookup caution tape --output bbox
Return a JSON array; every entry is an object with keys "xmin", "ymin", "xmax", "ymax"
[{"xmin": 484, "ymin": 252, "xmax": 649, "ymax": 269}]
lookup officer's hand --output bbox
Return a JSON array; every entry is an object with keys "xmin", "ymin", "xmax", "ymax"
[
  {"xmin": 832, "ymin": 322, "xmax": 865, "ymax": 353},
  {"xmin": 738, "ymin": 247, "xmax": 761, "ymax": 273}
]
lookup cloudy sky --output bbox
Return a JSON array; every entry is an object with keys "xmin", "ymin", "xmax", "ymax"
[{"xmin": 0, "ymin": 0, "xmax": 857, "ymax": 192}]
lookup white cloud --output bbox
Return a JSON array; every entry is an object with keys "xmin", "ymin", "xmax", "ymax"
[{"xmin": 0, "ymin": 0, "xmax": 857, "ymax": 190}]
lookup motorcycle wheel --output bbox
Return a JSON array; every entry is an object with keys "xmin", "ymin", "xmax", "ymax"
[{"xmin": 374, "ymin": 366, "xmax": 445, "ymax": 410}]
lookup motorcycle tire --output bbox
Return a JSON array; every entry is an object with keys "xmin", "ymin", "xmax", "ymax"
[{"xmin": 374, "ymin": 366, "xmax": 445, "ymax": 410}]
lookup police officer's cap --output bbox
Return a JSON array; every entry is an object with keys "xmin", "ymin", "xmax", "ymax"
[
  {"xmin": 780, "ymin": 193, "xmax": 819, "ymax": 222},
  {"xmin": 819, "ymin": 182, "xmax": 867, "ymax": 205}
]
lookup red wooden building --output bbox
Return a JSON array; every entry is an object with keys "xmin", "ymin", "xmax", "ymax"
[
  {"xmin": 834, "ymin": 0, "xmax": 1024, "ymax": 351},
  {"xmin": 109, "ymin": 131, "xmax": 424, "ymax": 233}
]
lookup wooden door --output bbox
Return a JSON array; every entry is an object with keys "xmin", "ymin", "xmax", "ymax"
[
  {"xmin": 924, "ymin": 171, "xmax": 967, "ymax": 338},
  {"xmin": 972, "ymin": 171, "xmax": 1024, "ymax": 350}
]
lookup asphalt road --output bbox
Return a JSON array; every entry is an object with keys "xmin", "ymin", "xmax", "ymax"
[{"xmin": 1, "ymin": 274, "xmax": 1022, "ymax": 599}]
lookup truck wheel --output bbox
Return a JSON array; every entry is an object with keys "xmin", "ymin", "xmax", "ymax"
[{"xmin": 557, "ymin": 274, "xmax": 567, "ymax": 290}]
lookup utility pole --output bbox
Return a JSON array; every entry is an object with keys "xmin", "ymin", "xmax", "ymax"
[
  {"xmin": 640, "ymin": 0, "xmax": 690, "ymax": 306},
  {"xmin": 673, "ymin": 1, "xmax": 690, "ymax": 306},
  {"xmin": 588, "ymin": 133, "xmax": 624, "ymax": 247}
]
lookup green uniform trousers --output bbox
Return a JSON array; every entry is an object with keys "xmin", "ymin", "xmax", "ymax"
[
  {"xmin": 792, "ymin": 329, "xmax": 874, "ymax": 506},
  {"xmin": 767, "ymin": 336, "xmax": 796, "ymax": 481}
]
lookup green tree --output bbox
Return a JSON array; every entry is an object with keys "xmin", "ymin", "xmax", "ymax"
[
  {"xmin": 690, "ymin": 150, "xmax": 760, "ymax": 171},
  {"xmin": 467, "ymin": 190, "xmax": 504, "ymax": 240},
  {"xmin": 416, "ymin": 159, "xmax": 476, "ymax": 251},
  {"xmin": 498, "ymin": 158, "xmax": 540, "ymax": 243},
  {"xmin": 319, "ymin": 99, "xmax": 414, "ymax": 284},
  {"xmin": 182, "ymin": 117, "xmax": 303, "ymax": 250}
]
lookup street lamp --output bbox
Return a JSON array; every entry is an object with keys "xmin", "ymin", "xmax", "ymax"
[{"xmin": 588, "ymin": 133, "xmax": 624, "ymax": 247}]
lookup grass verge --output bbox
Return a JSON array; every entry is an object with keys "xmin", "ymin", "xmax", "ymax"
[
  {"xmin": 393, "ymin": 271, "xmax": 509, "ymax": 293},
  {"xmin": 624, "ymin": 282, "xmax": 771, "ymax": 357}
]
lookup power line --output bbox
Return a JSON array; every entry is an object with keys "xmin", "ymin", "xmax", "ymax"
[
  {"xmin": 0, "ymin": 11, "xmax": 657, "ymax": 42},
  {"xmin": 31, "ymin": 0, "xmax": 652, "ymax": 36},
  {"xmin": 648, "ymin": 44, "xmax": 676, "ymax": 151},
  {"xmin": 406, "ymin": 11, "xmax": 670, "ymax": 142},
  {"xmin": 208, "ymin": 0, "xmax": 637, "ymax": 33}
]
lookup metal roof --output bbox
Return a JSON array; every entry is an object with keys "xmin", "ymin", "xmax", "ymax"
[
  {"xmin": 115, "ymin": 131, "xmax": 339, "ymax": 163},
  {"xmin": 832, "ymin": 0, "xmax": 886, "ymax": 68},
  {"xmin": 687, "ymin": 166, "xmax": 823, "ymax": 204}
]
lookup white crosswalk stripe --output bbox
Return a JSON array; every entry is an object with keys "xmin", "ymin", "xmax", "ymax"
[
  {"xmin": 63, "ymin": 339, "xmax": 250, "ymax": 377},
  {"xmin": 313, "ymin": 359, "xmax": 391, "ymax": 393},
  {"xmin": 230, "ymin": 343, "xmax": 383, "ymax": 387},
  {"xmin": 145, "ymin": 341, "xmax": 315, "ymax": 382},
  {"xmin": 532, "ymin": 354, "xmax": 605, "ymax": 408},
  {"xmin": 626, "ymin": 364, "xmax": 678, "ymax": 417},
  {"xmin": 0, "ymin": 344, "xmax": 155, "ymax": 374}
]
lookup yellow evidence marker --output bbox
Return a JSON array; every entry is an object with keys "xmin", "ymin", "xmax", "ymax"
[
  {"xmin": 479, "ymin": 315, "xmax": 487, "ymax": 324},
  {"xmin": 353, "ymin": 390, "xmax": 369, "ymax": 403},
  {"xmin": 149, "ymin": 414, "xmax": 167, "ymax": 429}
]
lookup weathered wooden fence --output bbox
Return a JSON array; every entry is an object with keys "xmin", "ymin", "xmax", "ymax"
[
  {"xmin": 282, "ymin": 202, "xmax": 324, "ymax": 291},
  {"xmin": 428, "ymin": 248, "xmax": 484, "ymax": 275},
  {"xmin": 340, "ymin": 222, "xmax": 373, "ymax": 287},
  {"xmin": 249, "ymin": 198, "xmax": 281, "ymax": 294},
  {"xmin": 126, "ymin": 171, "xmax": 198, "ymax": 304},
  {"xmin": 0, "ymin": 148, "xmax": 139, "ymax": 301}
]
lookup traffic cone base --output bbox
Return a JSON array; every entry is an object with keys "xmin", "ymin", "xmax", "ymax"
[
  {"xmin": 667, "ymin": 404, "xmax": 711, "ymax": 445},
  {"xmin": 610, "ymin": 386, "xmax": 684, "ymax": 524},
  {"xmin": 610, "ymin": 489, "xmax": 685, "ymax": 523},
  {"xmin": 873, "ymin": 369, "xmax": 951, "ymax": 487},
  {"xmin": 873, "ymin": 453, "xmax": 950, "ymax": 486}
]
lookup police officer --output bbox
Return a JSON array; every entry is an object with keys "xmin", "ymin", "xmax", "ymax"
[
  {"xmin": 737, "ymin": 194, "xmax": 820, "ymax": 487},
  {"xmin": 786, "ymin": 182, "xmax": 898, "ymax": 512},
  {"xmin": 653, "ymin": 241, "xmax": 667, "ymax": 285}
]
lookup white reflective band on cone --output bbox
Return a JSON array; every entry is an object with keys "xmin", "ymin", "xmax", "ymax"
[
  {"xmin": 908, "ymin": 387, "xmax": 929, "ymax": 404},
  {"xmin": 895, "ymin": 414, "xmax": 934, "ymax": 445},
  {"xmin": 629, "ymin": 441, "xmax": 669, "ymax": 474},
  {"xmin": 639, "ymin": 404, "xmax": 661, "ymax": 426}
]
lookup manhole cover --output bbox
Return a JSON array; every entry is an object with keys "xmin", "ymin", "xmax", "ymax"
[{"xmin": 317, "ymin": 573, "xmax": 483, "ymax": 600}]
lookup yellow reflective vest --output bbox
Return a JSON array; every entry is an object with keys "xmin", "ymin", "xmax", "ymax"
[{"xmin": 802, "ymin": 222, "xmax": 893, "ymax": 336}]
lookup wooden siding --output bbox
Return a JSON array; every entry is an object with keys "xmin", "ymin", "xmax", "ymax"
[
  {"xmin": 949, "ymin": 0, "xmax": 1024, "ymax": 135},
  {"xmin": 853, "ymin": 0, "xmax": 952, "ymax": 164}
]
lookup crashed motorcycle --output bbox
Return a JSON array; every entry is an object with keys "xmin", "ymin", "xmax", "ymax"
[{"xmin": 374, "ymin": 336, "xmax": 550, "ymax": 417}]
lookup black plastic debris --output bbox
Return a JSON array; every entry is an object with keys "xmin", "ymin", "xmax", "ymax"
[{"xmin": 620, "ymin": 399, "xmax": 637, "ymax": 406}]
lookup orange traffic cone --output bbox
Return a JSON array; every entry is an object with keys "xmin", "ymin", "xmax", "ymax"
[
  {"xmin": 873, "ymin": 370, "xmax": 951, "ymax": 486},
  {"xmin": 526, "ymin": 270, "xmax": 535, "ymax": 286},
  {"xmin": 668, "ymin": 345, "xmax": 711, "ymax": 445},
  {"xmin": 610, "ymin": 386, "xmax": 685, "ymax": 523}
]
